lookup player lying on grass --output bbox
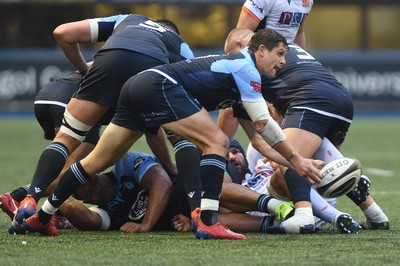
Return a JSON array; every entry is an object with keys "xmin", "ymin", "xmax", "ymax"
[
  {"xmin": 1, "ymin": 145, "xmax": 296, "ymax": 234},
  {"xmin": 2, "ymin": 140, "xmax": 360, "ymax": 235}
]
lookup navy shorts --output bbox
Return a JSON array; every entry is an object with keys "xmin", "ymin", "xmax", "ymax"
[
  {"xmin": 34, "ymin": 104, "xmax": 101, "ymax": 145},
  {"xmin": 281, "ymin": 108, "xmax": 351, "ymax": 146},
  {"xmin": 112, "ymin": 70, "xmax": 202, "ymax": 134},
  {"xmin": 76, "ymin": 50, "xmax": 166, "ymax": 125}
]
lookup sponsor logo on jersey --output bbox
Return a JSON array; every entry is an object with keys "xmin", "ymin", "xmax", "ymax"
[
  {"xmin": 279, "ymin": 12, "xmax": 308, "ymax": 26},
  {"xmin": 133, "ymin": 156, "xmax": 145, "ymax": 171},
  {"xmin": 129, "ymin": 189, "xmax": 149, "ymax": 221},
  {"xmin": 250, "ymin": 81, "xmax": 262, "ymax": 93}
]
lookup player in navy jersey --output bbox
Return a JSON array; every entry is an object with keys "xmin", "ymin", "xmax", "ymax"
[
  {"xmin": 11, "ymin": 14, "xmax": 196, "ymax": 232},
  {"xmin": 2, "ymin": 143, "xmax": 294, "ymax": 233},
  {"xmin": 23, "ymin": 28, "xmax": 324, "ymax": 239},
  {"xmin": 222, "ymin": 28, "xmax": 389, "ymax": 232},
  {"xmin": 57, "ymin": 146, "xmax": 291, "ymax": 233}
]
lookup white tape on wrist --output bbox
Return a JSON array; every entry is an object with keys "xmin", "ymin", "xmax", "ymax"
[{"xmin": 259, "ymin": 118, "xmax": 286, "ymax": 147}]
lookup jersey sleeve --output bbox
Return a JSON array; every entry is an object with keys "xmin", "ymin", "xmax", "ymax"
[
  {"xmin": 112, "ymin": 152, "xmax": 160, "ymax": 184},
  {"xmin": 180, "ymin": 43, "xmax": 195, "ymax": 60},
  {"xmin": 242, "ymin": 0, "xmax": 274, "ymax": 22},
  {"xmin": 230, "ymin": 51, "xmax": 264, "ymax": 103},
  {"xmin": 88, "ymin": 14, "xmax": 129, "ymax": 42}
]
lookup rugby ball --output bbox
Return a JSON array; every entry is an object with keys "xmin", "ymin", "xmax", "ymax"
[{"xmin": 316, "ymin": 157, "xmax": 362, "ymax": 198}]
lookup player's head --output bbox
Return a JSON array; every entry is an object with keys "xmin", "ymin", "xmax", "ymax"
[
  {"xmin": 228, "ymin": 139, "xmax": 249, "ymax": 175},
  {"xmin": 248, "ymin": 28, "xmax": 288, "ymax": 52},
  {"xmin": 224, "ymin": 28, "xmax": 254, "ymax": 54},
  {"xmin": 155, "ymin": 19, "xmax": 180, "ymax": 34},
  {"xmin": 248, "ymin": 28, "xmax": 288, "ymax": 78},
  {"xmin": 74, "ymin": 173, "xmax": 116, "ymax": 205}
]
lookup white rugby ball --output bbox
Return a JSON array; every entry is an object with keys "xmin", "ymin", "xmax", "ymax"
[{"xmin": 316, "ymin": 157, "xmax": 362, "ymax": 198}]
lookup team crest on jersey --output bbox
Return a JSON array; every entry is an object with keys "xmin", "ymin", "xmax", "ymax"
[
  {"xmin": 133, "ymin": 156, "xmax": 145, "ymax": 171},
  {"xmin": 250, "ymin": 81, "xmax": 262, "ymax": 93},
  {"xmin": 128, "ymin": 189, "xmax": 149, "ymax": 221},
  {"xmin": 216, "ymin": 99, "xmax": 236, "ymax": 109},
  {"xmin": 302, "ymin": 0, "xmax": 311, "ymax": 6}
]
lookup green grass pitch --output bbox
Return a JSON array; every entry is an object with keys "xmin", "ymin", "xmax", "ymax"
[{"xmin": 0, "ymin": 117, "xmax": 399, "ymax": 265}]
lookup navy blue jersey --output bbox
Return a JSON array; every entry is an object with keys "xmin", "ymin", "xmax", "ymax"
[
  {"xmin": 155, "ymin": 48, "xmax": 264, "ymax": 111},
  {"xmin": 96, "ymin": 14, "xmax": 194, "ymax": 64},
  {"xmin": 98, "ymin": 152, "xmax": 159, "ymax": 227},
  {"xmin": 96, "ymin": 152, "xmax": 242, "ymax": 230},
  {"xmin": 262, "ymin": 44, "xmax": 353, "ymax": 120}
]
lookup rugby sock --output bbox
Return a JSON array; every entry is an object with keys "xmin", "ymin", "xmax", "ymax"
[
  {"xmin": 310, "ymin": 188, "xmax": 340, "ymax": 223},
  {"xmin": 27, "ymin": 142, "xmax": 69, "ymax": 202},
  {"xmin": 260, "ymin": 215, "xmax": 276, "ymax": 232},
  {"xmin": 256, "ymin": 194, "xmax": 287, "ymax": 214},
  {"xmin": 39, "ymin": 161, "xmax": 90, "ymax": 224},
  {"xmin": 10, "ymin": 185, "xmax": 29, "ymax": 202},
  {"xmin": 199, "ymin": 154, "xmax": 225, "ymax": 226},
  {"xmin": 363, "ymin": 202, "xmax": 388, "ymax": 223},
  {"xmin": 284, "ymin": 169, "xmax": 311, "ymax": 203},
  {"xmin": 174, "ymin": 140, "xmax": 202, "ymax": 211}
]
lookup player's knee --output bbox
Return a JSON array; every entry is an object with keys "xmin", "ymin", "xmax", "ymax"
[
  {"xmin": 60, "ymin": 109, "xmax": 92, "ymax": 142},
  {"xmin": 215, "ymin": 131, "xmax": 230, "ymax": 154}
]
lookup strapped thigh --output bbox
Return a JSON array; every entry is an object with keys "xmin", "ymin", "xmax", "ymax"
[{"xmin": 60, "ymin": 109, "xmax": 92, "ymax": 141}]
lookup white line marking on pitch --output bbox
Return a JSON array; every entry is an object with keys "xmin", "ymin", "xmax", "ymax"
[
  {"xmin": 363, "ymin": 168, "xmax": 394, "ymax": 177},
  {"xmin": 372, "ymin": 191, "xmax": 400, "ymax": 195}
]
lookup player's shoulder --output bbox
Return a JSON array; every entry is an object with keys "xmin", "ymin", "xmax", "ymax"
[
  {"xmin": 243, "ymin": 0, "xmax": 275, "ymax": 15},
  {"xmin": 92, "ymin": 14, "xmax": 130, "ymax": 24}
]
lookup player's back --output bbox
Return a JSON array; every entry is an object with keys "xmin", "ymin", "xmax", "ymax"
[{"xmin": 100, "ymin": 14, "xmax": 193, "ymax": 63}]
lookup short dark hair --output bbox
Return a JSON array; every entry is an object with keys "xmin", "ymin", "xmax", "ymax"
[
  {"xmin": 155, "ymin": 19, "xmax": 180, "ymax": 35},
  {"xmin": 248, "ymin": 28, "xmax": 288, "ymax": 52}
]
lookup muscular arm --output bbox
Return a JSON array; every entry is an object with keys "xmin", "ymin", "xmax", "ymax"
[
  {"xmin": 293, "ymin": 21, "xmax": 306, "ymax": 49},
  {"xmin": 236, "ymin": 8, "xmax": 259, "ymax": 31},
  {"xmin": 53, "ymin": 20, "xmax": 92, "ymax": 74},
  {"xmin": 120, "ymin": 165, "xmax": 172, "ymax": 233},
  {"xmin": 218, "ymin": 108, "xmax": 239, "ymax": 140},
  {"xmin": 145, "ymin": 129, "xmax": 178, "ymax": 176},
  {"xmin": 238, "ymin": 118, "xmax": 291, "ymax": 168}
]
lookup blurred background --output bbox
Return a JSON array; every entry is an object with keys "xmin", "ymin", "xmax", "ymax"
[{"xmin": 0, "ymin": 0, "xmax": 399, "ymax": 116}]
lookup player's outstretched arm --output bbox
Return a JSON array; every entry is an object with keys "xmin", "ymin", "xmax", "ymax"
[{"xmin": 120, "ymin": 165, "xmax": 172, "ymax": 233}]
